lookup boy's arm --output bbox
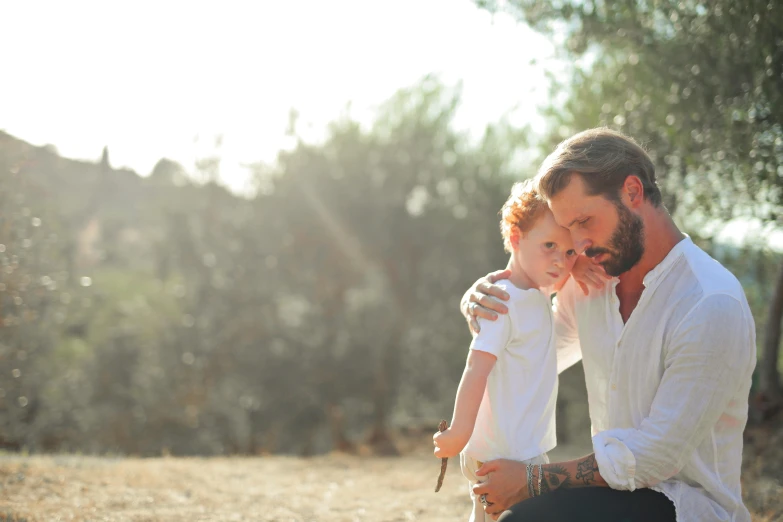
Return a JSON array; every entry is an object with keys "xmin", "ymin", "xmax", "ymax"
[
  {"xmin": 435, "ymin": 298, "xmax": 511, "ymax": 459},
  {"xmin": 433, "ymin": 350, "xmax": 497, "ymax": 458},
  {"xmin": 552, "ymin": 278, "xmax": 583, "ymax": 374},
  {"xmin": 450, "ymin": 350, "xmax": 497, "ymax": 438}
]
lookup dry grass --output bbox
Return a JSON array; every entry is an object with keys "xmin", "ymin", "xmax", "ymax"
[
  {"xmin": 0, "ymin": 452, "xmax": 472, "ymax": 522},
  {"xmin": 0, "ymin": 440, "xmax": 594, "ymax": 522},
  {"xmin": 0, "ymin": 439, "xmax": 780, "ymax": 521}
]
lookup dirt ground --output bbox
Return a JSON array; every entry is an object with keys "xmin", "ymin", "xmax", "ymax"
[
  {"xmin": 1, "ymin": 439, "xmax": 781, "ymax": 522},
  {"xmin": 4, "ymin": 452, "xmax": 470, "ymax": 522}
]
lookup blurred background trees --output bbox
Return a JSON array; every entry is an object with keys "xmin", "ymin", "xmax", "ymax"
[
  {"xmin": 1, "ymin": 1, "xmax": 782, "ymax": 456},
  {"xmin": 0, "ymin": 78, "xmax": 528, "ymax": 456},
  {"xmin": 478, "ymin": 0, "xmax": 783, "ymax": 406}
]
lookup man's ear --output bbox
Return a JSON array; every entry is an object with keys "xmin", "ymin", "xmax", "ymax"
[{"xmin": 623, "ymin": 175, "xmax": 644, "ymax": 208}]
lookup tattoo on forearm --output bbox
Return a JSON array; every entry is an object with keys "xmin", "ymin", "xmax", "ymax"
[
  {"xmin": 541, "ymin": 464, "xmax": 571, "ymax": 493},
  {"xmin": 575, "ymin": 454, "xmax": 599, "ymax": 485}
]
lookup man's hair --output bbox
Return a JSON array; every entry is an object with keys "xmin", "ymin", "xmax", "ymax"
[
  {"xmin": 500, "ymin": 179, "xmax": 549, "ymax": 253},
  {"xmin": 535, "ymin": 128, "xmax": 662, "ymax": 207}
]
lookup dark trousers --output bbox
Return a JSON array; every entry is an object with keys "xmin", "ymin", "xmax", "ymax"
[{"xmin": 497, "ymin": 487, "xmax": 676, "ymax": 522}]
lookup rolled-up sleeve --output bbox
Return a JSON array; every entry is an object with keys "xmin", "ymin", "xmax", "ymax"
[{"xmin": 592, "ymin": 294, "xmax": 755, "ymax": 490}]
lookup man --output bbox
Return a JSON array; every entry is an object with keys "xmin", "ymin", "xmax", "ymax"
[{"xmin": 462, "ymin": 128, "xmax": 756, "ymax": 521}]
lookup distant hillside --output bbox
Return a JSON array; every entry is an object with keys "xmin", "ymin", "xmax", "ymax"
[
  {"xmin": 0, "ymin": 131, "xmax": 148, "ymax": 229},
  {"xmin": 0, "ymin": 130, "xmax": 245, "ymax": 272}
]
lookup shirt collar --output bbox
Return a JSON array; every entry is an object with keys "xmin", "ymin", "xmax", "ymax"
[{"xmin": 642, "ymin": 235, "xmax": 692, "ymax": 288}]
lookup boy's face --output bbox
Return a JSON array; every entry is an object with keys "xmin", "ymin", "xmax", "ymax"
[{"xmin": 514, "ymin": 209, "xmax": 578, "ymax": 289}]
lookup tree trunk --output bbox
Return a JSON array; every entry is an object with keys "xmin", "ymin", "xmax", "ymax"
[
  {"xmin": 367, "ymin": 352, "xmax": 400, "ymax": 456},
  {"xmin": 759, "ymin": 259, "xmax": 783, "ymax": 402},
  {"xmin": 326, "ymin": 403, "xmax": 356, "ymax": 453},
  {"xmin": 367, "ymin": 323, "xmax": 404, "ymax": 456}
]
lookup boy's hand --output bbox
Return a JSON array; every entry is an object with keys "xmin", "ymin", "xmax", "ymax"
[
  {"xmin": 570, "ymin": 254, "xmax": 611, "ymax": 295},
  {"xmin": 433, "ymin": 427, "xmax": 469, "ymax": 459}
]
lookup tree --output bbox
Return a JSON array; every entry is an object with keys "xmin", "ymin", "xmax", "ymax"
[
  {"xmin": 0, "ymin": 135, "xmax": 78, "ymax": 450},
  {"xmin": 0, "ymin": 77, "xmax": 538, "ymax": 455},
  {"xmin": 478, "ymin": 0, "xmax": 783, "ymax": 407},
  {"xmin": 268, "ymin": 76, "xmax": 524, "ymax": 452}
]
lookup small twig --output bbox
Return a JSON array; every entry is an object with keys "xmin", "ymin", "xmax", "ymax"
[{"xmin": 434, "ymin": 419, "xmax": 448, "ymax": 492}]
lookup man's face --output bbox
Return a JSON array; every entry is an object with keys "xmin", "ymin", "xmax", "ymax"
[{"xmin": 548, "ymin": 174, "xmax": 645, "ymax": 277}]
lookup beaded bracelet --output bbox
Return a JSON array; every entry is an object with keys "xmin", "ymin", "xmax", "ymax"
[{"xmin": 526, "ymin": 464, "xmax": 535, "ymax": 498}]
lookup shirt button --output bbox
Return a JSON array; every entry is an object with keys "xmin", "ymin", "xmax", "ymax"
[{"xmin": 611, "ymin": 384, "xmax": 617, "ymax": 391}]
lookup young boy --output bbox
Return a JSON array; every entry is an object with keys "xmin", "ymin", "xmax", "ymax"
[{"xmin": 433, "ymin": 180, "xmax": 578, "ymax": 521}]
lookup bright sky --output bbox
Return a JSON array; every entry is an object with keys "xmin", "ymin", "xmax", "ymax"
[{"xmin": 1, "ymin": 0, "xmax": 562, "ymax": 193}]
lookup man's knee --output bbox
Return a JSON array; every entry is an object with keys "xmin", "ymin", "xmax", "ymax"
[
  {"xmin": 496, "ymin": 488, "xmax": 675, "ymax": 522},
  {"xmin": 496, "ymin": 494, "xmax": 559, "ymax": 522}
]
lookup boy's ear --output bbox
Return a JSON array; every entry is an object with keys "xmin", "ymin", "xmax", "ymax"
[{"xmin": 510, "ymin": 227, "xmax": 521, "ymax": 249}]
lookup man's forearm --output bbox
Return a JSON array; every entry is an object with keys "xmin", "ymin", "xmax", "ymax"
[{"xmin": 537, "ymin": 454, "xmax": 609, "ymax": 494}]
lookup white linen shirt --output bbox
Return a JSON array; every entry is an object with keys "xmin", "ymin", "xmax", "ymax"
[
  {"xmin": 464, "ymin": 280, "xmax": 558, "ymax": 463},
  {"xmin": 554, "ymin": 237, "xmax": 756, "ymax": 522}
]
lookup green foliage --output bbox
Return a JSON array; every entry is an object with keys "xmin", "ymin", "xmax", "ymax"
[
  {"xmin": 483, "ymin": 0, "xmax": 782, "ymax": 227},
  {"xmin": 0, "ymin": 78, "xmax": 533, "ymax": 456},
  {"xmin": 477, "ymin": 0, "xmax": 783, "ymax": 392},
  {"xmin": 3, "ymin": 42, "xmax": 777, "ymax": 454},
  {"xmin": 0, "ymin": 136, "xmax": 80, "ymax": 450}
]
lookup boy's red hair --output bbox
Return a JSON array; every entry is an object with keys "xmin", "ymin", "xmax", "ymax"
[{"xmin": 500, "ymin": 179, "xmax": 549, "ymax": 253}]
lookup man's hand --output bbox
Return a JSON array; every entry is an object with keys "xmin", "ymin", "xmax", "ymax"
[
  {"xmin": 432, "ymin": 426, "xmax": 469, "ymax": 459},
  {"xmin": 461, "ymin": 269, "xmax": 512, "ymax": 333},
  {"xmin": 570, "ymin": 255, "xmax": 612, "ymax": 295},
  {"xmin": 471, "ymin": 459, "xmax": 529, "ymax": 520}
]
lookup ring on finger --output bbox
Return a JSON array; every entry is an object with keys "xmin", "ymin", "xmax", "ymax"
[{"xmin": 479, "ymin": 494, "xmax": 489, "ymax": 506}]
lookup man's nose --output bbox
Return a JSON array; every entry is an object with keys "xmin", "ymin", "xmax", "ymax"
[{"xmin": 575, "ymin": 237, "xmax": 592, "ymax": 254}]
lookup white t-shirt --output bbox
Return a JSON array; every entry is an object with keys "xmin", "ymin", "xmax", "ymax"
[
  {"xmin": 554, "ymin": 237, "xmax": 755, "ymax": 521},
  {"xmin": 463, "ymin": 280, "xmax": 558, "ymax": 463}
]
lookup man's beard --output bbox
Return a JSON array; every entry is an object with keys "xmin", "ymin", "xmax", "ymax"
[{"xmin": 584, "ymin": 202, "xmax": 645, "ymax": 277}]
